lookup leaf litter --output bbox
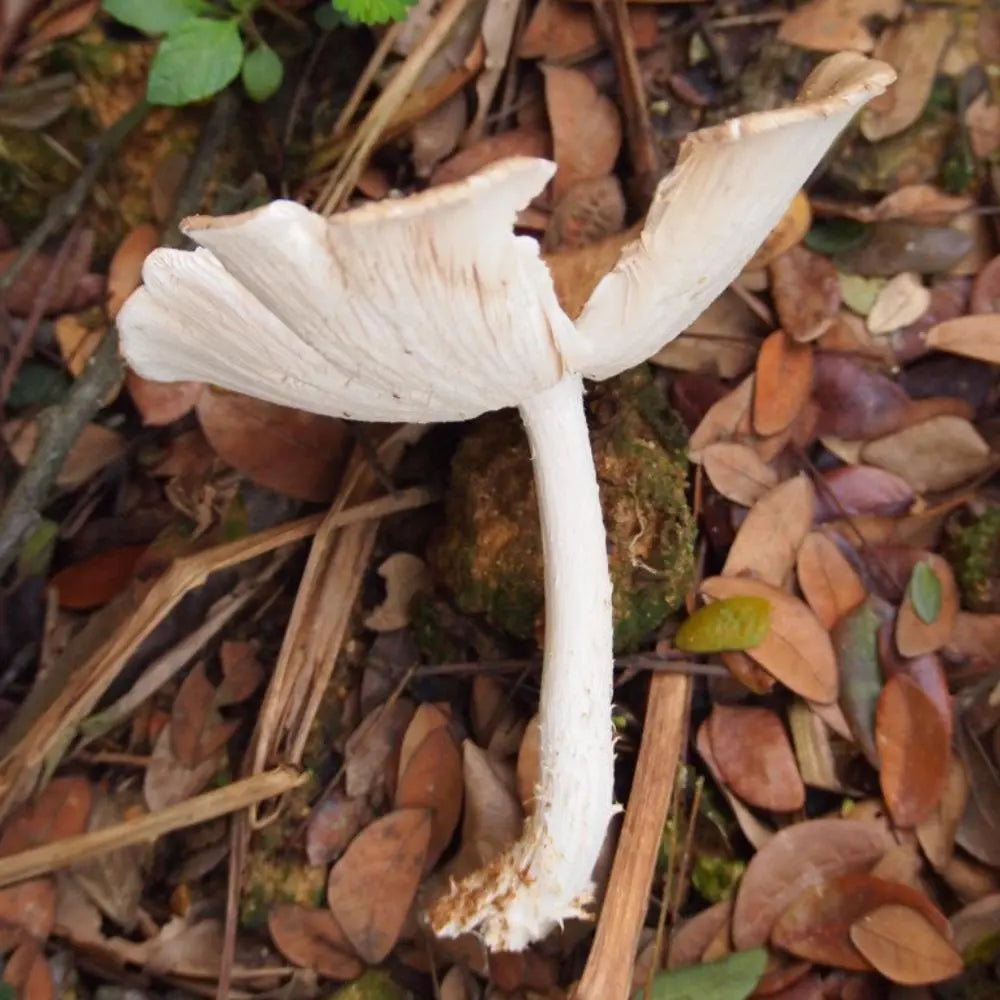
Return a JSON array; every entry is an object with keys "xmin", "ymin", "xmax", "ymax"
[{"xmin": 0, "ymin": 2, "xmax": 999, "ymax": 999}]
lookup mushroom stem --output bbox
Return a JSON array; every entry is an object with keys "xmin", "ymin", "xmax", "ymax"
[{"xmin": 428, "ymin": 373, "xmax": 615, "ymax": 950}]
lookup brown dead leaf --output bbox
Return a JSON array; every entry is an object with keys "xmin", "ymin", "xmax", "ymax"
[
  {"xmin": 0, "ymin": 880, "xmax": 54, "ymax": 950},
  {"xmin": 753, "ymin": 332, "xmax": 814, "ymax": 436},
  {"xmin": 733, "ymin": 817, "xmax": 895, "ymax": 949},
  {"xmin": 543, "ymin": 65, "xmax": 621, "ymax": 197},
  {"xmin": 345, "ymin": 699, "xmax": 415, "ymax": 802},
  {"xmin": 822, "ymin": 185, "xmax": 974, "ymax": 224},
  {"xmin": 849, "ymin": 904, "xmax": 963, "ymax": 984},
  {"xmin": 701, "ymin": 442, "xmax": 778, "ymax": 507},
  {"xmin": 796, "ymin": 532, "xmax": 867, "ymax": 630},
  {"xmin": 306, "ymin": 789, "xmax": 373, "ymax": 866},
  {"xmin": 688, "ymin": 376, "xmax": 755, "ymax": 458},
  {"xmin": 125, "ymin": 370, "xmax": 203, "ymax": 427},
  {"xmin": 0, "ymin": 777, "xmax": 91, "ymax": 856},
  {"xmin": 544, "ymin": 223, "xmax": 636, "ymax": 320},
  {"xmin": 3, "ymin": 940, "xmax": 53, "ymax": 1000},
  {"xmin": 398, "ymin": 703, "xmax": 451, "ymax": 782},
  {"xmin": 667, "ymin": 899, "xmax": 733, "ymax": 969},
  {"xmin": 327, "ymin": 808, "xmax": 431, "ymax": 963},
  {"xmin": 876, "ymin": 674, "xmax": 950, "ymax": 828},
  {"xmin": 895, "ymin": 553, "xmax": 959, "ymax": 656},
  {"xmin": 946, "ymin": 611, "xmax": 1000, "ymax": 666},
  {"xmin": 107, "ymin": 224, "xmax": 158, "ymax": 319},
  {"xmin": 861, "ymin": 10, "xmax": 953, "ymax": 141},
  {"xmin": 216, "ymin": 641, "xmax": 264, "ymax": 706},
  {"xmin": 268, "ymin": 905, "xmax": 364, "ymax": 980},
  {"xmin": 430, "ymin": 128, "xmax": 551, "ymax": 187},
  {"xmin": 171, "ymin": 662, "xmax": 238, "ymax": 767},
  {"xmin": 746, "ymin": 192, "xmax": 812, "ymax": 271},
  {"xmin": 867, "ymin": 273, "xmax": 930, "ymax": 334},
  {"xmin": 720, "ymin": 650, "xmax": 777, "ymax": 695},
  {"xmin": 364, "ymin": 553, "xmax": 432, "ymax": 632},
  {"xmin": 916, "ymin": 754, "xmax": 968, "ymax": 871},
  {"xmin": 0, "ymin": 237, "xmax": 96, "ymax": 317},
  {"xmin": 772, "ymin": 872, "xmax": 950, "ymax": 972},
  {"xmin": 395, "ymin": 726, "xmax": 463, "ymax": 869},
  {"xmin": 54, "ymin": 313, "xmax": 104, "ymax": 378},
  {"xmin": 143, "ymin": 723, "xmax": 221, "ymax": 812},
  {"xmin": 542, "ymin": 176, "xmax": 626, "ymax": 253},
  {"xmin": 860, "ymin": 416, "xmax": 994, "ymax": 493},
  {"xmin": 708, "ymin": 704, "xmax": 805, "ymax": 812},
  {"xmin": 815, "ymin": 465, "xmax": 915, "ymax": 522},
  {"xmin": 519, "ymin": 0, "xmax": 657, "ymax": 62},
  {"xmin": 470, "ymin": 676, "xmax": 523, "ymax": 758},
  {"xmin": 49, "ymin": 545, "xmax": 146, "ymax": 611},
  {"xmin": 812, "ymin": 354, "xmax": 911, "ymax": 441},
  {"xmin": 777, "ymin": 0, "xmax": 902, "ymax": 53},
  {"xmin": 196, "ymin": 389, "xmax": 350, "ymax": 503},
  {"xmin": 925, "ymin": 314, "xmax": 1000, "ymax": 365},
  {"xmin": 4, "ymin": 419, "xmax": 125, "ymax": 490},
  {"xmin": 722, "ymin": 475, "xmax": 815, "ymax": 588},
  {"xmin": 700, "ymin": 576, "xmax": 838, "ymax": 703},
  {"xmin": 770, "ymin": 248, "xmax": 840, "ymax": 343}
]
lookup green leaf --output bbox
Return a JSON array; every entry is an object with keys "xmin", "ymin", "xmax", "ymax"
[
  {"xmin": 674, "ymin": 596, "xmax": 771, "ymax": 653},
  {"xmin": 102, "ymin": 0, "xmax": 204, "ymax": 35},
  {"xmin": 833, "ymin": 598, "xmax": 885, "ymax": 764},
  {"xmin": 804, "ymin": 218, "xmax": 869, "ymax": 256},
  {"xmin": 241, "ymin": 44, "xmax": 283, "ymax": 102},
  {"xmin": 147, "ymin": 18, "xmax": 244, "ymax": 107},
  {"xmin": 640, "ymin": 949, "xmax": 768, "ymax": 1000},
  {"xmin": 18, "ymin": 519, "xmax": 58, "ymax": 579},
  {"xmin": 909, "ymin": 560, "xmax": 942, "ymax": 624},
  {"xmin": 331, "ymin": 0, "xmax": 416, "ymax": 25}
]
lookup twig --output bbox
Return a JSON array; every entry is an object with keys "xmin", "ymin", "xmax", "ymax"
[
  {"xmin": 0, "ymin": 767, "xmax": 305, "ymax": 887},
  {"xmin": 332, "ymin": 22, "xmax": 402, "ymax": 140},
  {"xmin": 0, "ymin": 100, "xmax": 148, "ymax": 292},
  {"xmin": 575, "ymin": 674, "xmax": 691, "ymax": 1000}
]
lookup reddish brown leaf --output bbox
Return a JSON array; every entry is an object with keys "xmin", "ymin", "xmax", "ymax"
[
  {"xmin": 49, "ymin": 545, "xmax": 146, "ymax": 611},
  {"xmin": 722, "ymin": 475, "xmax": 815, "ymax": 587},
  {"xmin": 394, "ymin": 726, "xmax": 462, "ymax": 869},
  {"xmin": 876, "ymin": 630, "xmax": 951, "ymax": 741},
  {"xmin": 327, "ymin": 809, "xmax": 431, "ymax": 963},
  {"xmin": 306, "ymin": 789, "xmax": 373, "ymax": 867},
  {"xmin": 746, "ymin": 191, "xmax": 812, "ymax": 270},
  {"xmin": 268, "ymin": 905, "xmax": 363, "ymax": 980},
  {"xmin": 812, "ymin": 354, "xmax": 911, "ymax": 441},
  {"xmin": 519, "ymin": 0, "xmax": 657, "ymax": 62},
  {"xmin": 107, "ymin": 224, "xmax": 158, "ymax": 319},
  {"xmin": 771, "ymin": 872, "xmax": 950, "ymax": 971},
  {"xmin": 171, "ymin": 662, "xmax": 237, "ymax": 767},
  {"xmin": 915, "ymin": 754, "xmax": 968, "ymax": 870},
  {"xmin": 0, "ymin": 237, "xmax": 95, "ymax": 318},
  {"xmin": 701, "ymin": 442, "xmax": 778, "ymax": 507},
  {"xmin": 542, "ymin": 176, "xmax": 625, "ymax": 253},
  {"xmin": 701, "ymin": 576, "xmax": 838, "ymax": 703},
  {"xmin": 708, "ymin": 704, "xmax": 805, "ymax": 812},
  {"xmin": 215, "ymin": 641, "xmax": 264, "ymax": 706},
  {"xmin": 796, "ymin": 532, "xmax": 867, "ymax": 630},
  {"xmin": 126, "ymin": 370, "xmax": 202, "ymax": 427},
  {"xmin": 0, "ymin": 778, "xmax": 91, "ymax": 856},
  {"xmin": 769, "ymin": 247, "xmax": 840, "ymax": 343},
  {"xmin": 732, "ymin": 818, "xmax": 895, "ymax": 949},
  {"xmin": 398, "ymin": 703, "xmax": 451, "ymax": 782},
  {"xmin": 753, "ymin": 332, "xmax": 814, "ymax": 436},
  {"xmin": 430, "ymin": 128, "xmax": 551, "ymax": 187},
  {"xmin": 777, "ymin": 0, "xmax": 900, "ymax": 53},
  {"xmin": 667, "ymin": 900, "xmax": 733, "ymax": 970},
  {"xmin": 815, "ymin": 466, "xmax": 914, "ymax": 522},
  {"xmin": 4, "ymin": 420, "xmax": 125, "ymax": 490},
  {"xmin": 895, "ymin": 553, "xmax": 959, "ymax": 656},
  {"xmin": 542, "ymin": 65, "xmax": 621, "ymax": 197},
  {"xmin": 946, "ymin": 611, "xmax": 1000, "ymax": 667},
  {"xmin": 2, "ymin": 940, "xmax": 53, "ymax": 1000},
  {"xmin": 0, "ymin": 879, "xmax": 55, "ymax": 950},
  {"xmin": 344, "ymin": 699, "xmax": 415, "ymax": 801},
  {"xmin": 196, "ymin": 389, "xmax": 350, "ymax": 503},
  {"xmin": 848, "ymin": 904, "xmax": 963, "ymax": 984},
  {"xmin": 719, "ymin": 650, "xmax": 777, "ymax": 694},
  {"xmin": 876, "ymin": 674, "xmax": 949, "ymax": 828}
]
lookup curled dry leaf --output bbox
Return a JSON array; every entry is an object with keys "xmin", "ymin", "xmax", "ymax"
[
  {"xmin": 796, "ymin": 532, "xmax": 867, "ymax": 630},
  {"xmin": 327, "ymin": 808, "xmax": 431, "ymax": 964},
  {"xmin": 126, "ymin": 370, "xmax": 203, "ymax": 427},
  {"xmin": 708, "ymin": 704, "xmax": 805, "ymax": 812},
  {"xmin": 700, "ymin": 576, "xmax": 838, "ymax": 704},
  {"xmin": 849, "ymin": 904, "xmax": 963, "ymax": 985},
  {"xmin": 860, "ymin": 416, "xmax": 994, "ymax": 494},
  {"xmin": 860, "ymin": 10, "xmax": 952, "ymax": 141},
  {"xmin": 731, "ymin": 817, "xmax": 895, "ymax": 949},
  {"xmin": 268, "ymin": 905, "xmax": 364, "ymax": 980},
  {"xmin": 925, "ymin": 315, "xmax": 1000, "ymax": 365},
  {"xmin": 895, "ymin": 553, "xmax": 958, "ymax": 656},
  {"xmin": 196, "ymin": 388, "xmax": 350, "ymax": 503},
  {"xmin": 876, "ymin": 674, "xmax": 950, "ymax": 828},
  {"xmin": 722, "ymin": 475, "xmax": 815, "ymax": 588},
  {"xmin": 364, "ymin": 553, "xmax": 432, "ymax": 632},
  {"xmin": 769, "ymin": 247, "xmax": 841, "ymax": 343},
  {"xmin": 753, "ymin": 332, "xmax": 814, "ymax": 436},
  {"xmin": 701, "ymin": 442, "xmax": 778, "ymax": 506},
  {"xmin": 866, "ymin": 273, "xmax": 930, "ymax": 334},
  {"xmin": 542, "ymin": 65, "xmax": 621, "ymax": 197},
  {"xmin": 771, "ymin": 872, "xmax": 950, "ymax": 972},
  {"xmin": 4, "ymin": 419, "xmax": 125, "ymax": 490},
  {"xmin": 108, "ymin": 224, "xmax": 159, "ymax": 319}
]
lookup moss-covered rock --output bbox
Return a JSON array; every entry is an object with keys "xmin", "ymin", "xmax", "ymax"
[
  {"xmin": 948, "ymin": 506, "xmax": 1000, "ymax": 613},
  {"xmin": 431, "ymin": 366, "xmax": 695, "ymax": 653}
]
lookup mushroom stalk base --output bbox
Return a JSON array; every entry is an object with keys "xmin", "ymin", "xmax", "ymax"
[{"xmin": 427, "ymin": 373, "xmax": 615, "ymax": 951}]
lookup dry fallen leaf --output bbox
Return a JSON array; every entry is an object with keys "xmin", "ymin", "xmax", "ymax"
[
  {"xmin": 849, "ymin": 904, "xmax": 963, "ymax": 984},
  {"xmin": 430, "ymin": 128, "xmax": 551, "ymax": 187},
  {"xmin": 170, "ymin": 662, "xmax": 238, "ymax": 768},
  {"xmin": 0, "ymin": 879, "xmax": 55, "ymax": 950},
  {"xmin": 916, "ymin": 754, "xmax": 969, "ymax": 871},
  {"xmin": 708, "ymin": 704, "xmax": 805, "ymax": 812},
  {"xmin": 519, "ymin": 0, "xmax": 657, "ymax": 62},
  {"xmin": 753, "ymin": 332, "xmax": 814, "ymax": 436},
  {"xmin": 812, "ymin": 354, "xmax": 911, "ymax": 441},
  {"xmin": 4, "ymin": 419, "xmax": 125, "ymax": 490},
  {"xmin": 867, "ymin": 273, "xmax": 930, "ymax": 334},
  {"xmin": 344, "ymin": 699, "xmax": 415, "ymax": 801},
  {"xmin": 54, "ymin": 313, "xmax": 105, "ymax": 379},
  {"xmin": 542, "ymin": 176, "xmax": 626, "ymax": 253},
  {"xmin": 49, "ymin": 545, "xmax": 146, "ymax": 611},
  {"xmin": 814, "ymin": 465, "xmax": 915, "ymax": 522},
  {"xmin": 701, "ymin": 442, "xmax": 778, "ymax": 507},
  {"xmin": 268, "ymin": 905, "xmax": 364, "ymax": 980},
  {"xmin": 688, "ymin": 376, "xmax": 755, "ymax": 458},
  {"xmin": 327, "ymin": 809, "xmax": 431, "ymax": 963},
  {"xmin": 746, "ymin": 191, "xmax": 812, "ymax": 270},
  {"xmin": 770, "ymin": 247, "xmax": 840, "ymax": 343},
  {"xmin": 126, "ymin": 370, "xmax": 203, "ymax": 427},
  {"xmin": 364, "ymin": 553, "xmax": 432, "ymax": 632},
  {"xmin": 925, "ymin": 314, "xmax": 1000, "ymax": 365},
  {"xmin": 3, "ymin": 940, "xmax": 53, "ymax": 1000},
  {"xmin": 0, "ymin": 776, "xmax": 92, "ymax": 855},
  {"xmin": 777, "ymin": 0, "xmax": 902, "ymax": 53},
  {"xmin": 667, "ymin": 899, "xmax": 734, "ymax": 970},
  {"xmin": 700, "ymin": 576, "xmax": 838, "ymax": 704},
  {"xmin": 107, "ymin": 224, "xmax": 159, "ymax": 319},
  {"xmin": 796, "ymin": 532, "xmax": 867, "ymax": 630},
  {"xmin": 144, "ymin": 723, "xmax": 221, "ymax": 812}
]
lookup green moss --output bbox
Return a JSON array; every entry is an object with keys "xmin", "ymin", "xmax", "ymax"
[
  {"xmin": 327, "ymin": 971, "xmax": 406, "ymax": 1000},
  {"xmin": 240, "ymin": 852, "xmax": 326, "ymax": 927},
  {"xmin": 691, "ymin": 856, "xmax": 745, "ymax": 903},
  {"xmin": 431, "ymin": 366, "xmax": 695, "ymax": 654},
  {"xmin": 949, "ymin": 507, "xmax": 1000, "ymax": 613}
]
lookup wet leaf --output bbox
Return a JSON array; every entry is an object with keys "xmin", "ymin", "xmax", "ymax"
[
  {"xmin": 769, "ymin": 247, "xmax": 840, "ymax": 343},
  {"xmin": 0, "ymin": 777, "xmax": 91, "ymax": 855},
  {"xmin": 796, "ymin": 532, "xmax": 867, "ymax": 630},
  {"xmin": 861, "ymin": 416, "xmax": 994, "ymax": 494},
  {"xmin": 643, "ymin": 948, "xmax": 768, "ymax": 1000},
  {"xmin": 876, "ymin": 674, "xmax": 949, "ymax": 828},
  {"xmin": 849, "ymin": 904, "xmax": 963, "ymax": 984},
  {"xmin": 834, "ymin": 598, "xmax": 887, "ymax": 765},
  {"xmin": 675, "ymin": 597, "xmax": 771, "ymax": 654},
  {"xmin": 196, "ymin": 389, "xmax": 350, "ymax": 503},
  {"xmin": 543, "ymin": 65, "xmax": 621, "ymax": 197},
  {"xmin": 896, "ymin": 553, "xmax": 958, "ymax": 656},
  {"xmin": 327, "ymin": 808, "xmax": 431, "ymax": 963},
  {"xmin": 722, "ymin": 475, "xmax": 815, "ymax": 588},
  {"xmin": 753, "ymin": 332, "xmax": 814, "ymax": 436},
  {"xmin": 268, "ymin": 905, "xmax": 364, "ymax": 980},
  {"xmin": 925, "ymin": 315, "xmax": 1000, "ymax": 365},
  {"xmin": 700, "ymin": 577, "xmax": 837, "ymax": 704},
  {"xmin": 708, "ymin": 704, "xmax": 805, "ymax": 812},
  {"xmin": 772, "ymin": 872, "xmax": 951, "ymax": 972},
  {"xmin": 732, "ymin": 817, "xmax": 895, "ymax": 949}
]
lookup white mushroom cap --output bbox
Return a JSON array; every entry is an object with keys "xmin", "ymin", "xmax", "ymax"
[{"xmin": 121, "ymin": 53, "xmax": 895, "ymax": 415}]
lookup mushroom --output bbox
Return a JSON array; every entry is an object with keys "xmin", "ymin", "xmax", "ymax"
[{"xmin": 119, "ymin": 53, "xmax": 894, "ymax": 951}]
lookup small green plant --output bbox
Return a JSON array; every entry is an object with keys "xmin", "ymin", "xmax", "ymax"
[{"xmin": 102, "ymin": 0, "xmax": 414, "ymax": 107}]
